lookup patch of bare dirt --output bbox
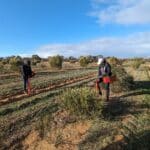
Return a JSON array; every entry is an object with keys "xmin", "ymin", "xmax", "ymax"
[
  {"xmin": 23, "ymin": 121, "xmax": 91, "ymax": 150},
  {"xmin": 23, "ymin": 109, "xmax": 91, "ymax": 150}
]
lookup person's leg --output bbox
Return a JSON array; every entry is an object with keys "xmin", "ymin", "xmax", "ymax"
[
  {"xmin": 105, "ymin": 83, "xmax": 110, "ymax": 101},
  {"xmin": 98, "ymin": 78, "xmax": 103, "ymax": 95},
  {"xmin": 23, "ymin": 77, "xmax": 28, "ymax": 93},
  {"xmin": 27, "ymin": 78, "xmax": 31, "ymax": 95}
]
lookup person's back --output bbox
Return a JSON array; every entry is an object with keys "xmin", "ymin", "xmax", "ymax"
[
  {"xmin": 21, "ymin": 60, "xmax": 32, "ymax": 94},
  {"xmin": 22, "ymin": 63, "xmax": 32, "ymax": 79}
]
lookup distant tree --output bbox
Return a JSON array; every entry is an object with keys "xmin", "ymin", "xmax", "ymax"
[
  {"xmin": 49, "ymin": 55, "xmax": 63, "ymax": 69},
  {"xmin": 0, "ymin": 62, "xmax": 4, "ymax": 71},
  {"xmin": 107, "ymin": 57, "xmax": 121, "ymax": 66},
  {"xmin": 1, "ymin": 57, "xmax": 9, "ymax": 65},
  {"xmin": 86, "ymin": 55, "xmax": 95, "ymax": 63},
  {"xmin": 79, "ymin": 56, "xmax": 89, "ymax": 67},
  {"xmin": 31, "ymin": 55, "xmax": 41, "ymax": 65},
  {"xmin": 0, "ymin": 57, "xmax": 3, "ymax": 61},
  {"xmin": 68, "ymin": 56, "xmax": 77, "ymax": 63},
  {"xmin": 9, "ymin": 56, "xmax": 22, "ymax": 71}
]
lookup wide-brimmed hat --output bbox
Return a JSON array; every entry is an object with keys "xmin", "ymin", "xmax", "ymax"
[{"xmin": 97, "ymin": 56, "xmax": 104, "ymax": 65}]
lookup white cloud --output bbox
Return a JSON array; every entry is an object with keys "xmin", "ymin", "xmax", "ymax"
[
  {"xmin": 19, "ymin": 53, "xmax": 32, "ymax": 58},
  {"xmin": 36, "ymin": 32, "xmax": 150, "ymax": 58},
  {"xmin": 90, "ymin": 0, "xmax": 150, "ymax": 25}
]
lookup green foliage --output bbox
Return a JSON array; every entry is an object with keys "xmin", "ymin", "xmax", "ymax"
[
  {"xmin": 68, "ymin": 56, "xmax": 77, "ymax": 63},
  {"xmin": 121, "ymin": 114, "xmax": 150, "ymax": 150},
  {"xmin": 79, "ymin": 56, "xmax": 89, "ymax": 67},
  {"xmin": 31, "ymin": 55, "xmax": 41, "ymax": 65},
  {"xmin": 144, "ymin": 66, "xmax": 150, "ymax": 80},
  {"xmin": 9, "ymin": 56, "xmax": 22, "ymax": 72},
  {"xmin": 132, "ymin": 58, "xmax": 144, "ymax": 69},
  {"xmin": 1, "ymin": 58, "xmax": 9, "ymax": 65},
  {"xmin": 61, "ymin": 87, "xmax": 103, "ymax": 117},
  {"xmin": 111, "ymin": 66, "xmax": 134, "ymax": 93},
  {"xmin": 36, "ymin": 114, "xmax": 52, "ymax": 139},
  {"xmin": 49, "ymin": 55, "xmax": 63, "ymax": 69},
  {"xmin": 0, "ymin": 62, "xmax": 4, "ymax": 70},
  {"xmin": 86, "ymin": 55, "xmax": 95, "ymax": 63},
  {"xmin": 107, "ymin": 57, "xmax": 121, "ymax": 66},
  {"xmin": 141, "ymin": 95, "xmax": 150, "ymax": 109}
]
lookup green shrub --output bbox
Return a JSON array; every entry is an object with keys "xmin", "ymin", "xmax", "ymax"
[
  {"xmin": 31, "ymin": 55, "xmax": 41, "ymax": 65},
  {"xmin": 9, "ymin": 56, "xmax": 22, "ymax": 72},
  {"xmin": 0, "ymin": 62, "xmax": 4, "ymax": 70},
  {"xmin": 132, "ymin": 58, "xmax": 144, "ymax": 69},
  {"xmin": 107, "ymin": 57, "xmax": 121, "ymax": 66},
  {"xmin": 141, "ymin": 95, "xmax": 150, "ymax": 109},
  {"xmin": 79, "ymin": 56, "xmax": 89, "ymax": 67},
  {"xmin": 61, "ymin": 87, "xmax": 103, "ymax": 117},
  {"xmin": 49, "ymin": 55, "xmax": 63, "ymax": 69},
  {"xmin": 1, "ymin": 58, "xmax": 9, "ymax": 65},
  {"xmin": 111, "ymin": 66, "xmax": 134, "ymax": 93},
  {"xmin": 36, "ymin": 114, "xmax": 52, "ymax": 139},
  {"xmin": 145, "ymin": 66, "xmax": 150, "ymax": 80}
]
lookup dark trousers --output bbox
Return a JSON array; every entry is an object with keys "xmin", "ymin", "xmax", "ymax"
[
  {"xmin": 98, "ymin": 79, "xmax": 110, "ymax": 101},
  {"xmin": 23, "ymin": 77, "xmax": 28, "ymax": 91},
  {"xmin": 105, "ymin": 83, "xmax": 110, "ymax": 101}
]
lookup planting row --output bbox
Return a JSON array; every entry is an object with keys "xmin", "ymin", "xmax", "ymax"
[{"xmin": 0, "ymin": 68, "xmax": 97, "ymax": 98}]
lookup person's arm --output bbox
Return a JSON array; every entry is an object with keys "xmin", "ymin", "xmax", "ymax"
[
  {"xmin": 98, "ymin": 66, "xmax": 103, "ymax": 78},
  {"xmin": 106, "ymin": 63, "xmax": 112, "ymax": 76},
  {"xmin": 28, "ymin": 66, "xmax": 32, "ymax": 78}
]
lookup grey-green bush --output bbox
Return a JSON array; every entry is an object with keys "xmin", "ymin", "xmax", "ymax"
[
  {"xmin": 61, "ymin": 87, "xmax": 103, "ymax": 117},
  {"xmin": 111, "ymin": 66, "xmax": 134, "ymax": 93},
  {"xmin": 49, "ymin": 55, "xmax": 63, "ymax": 69},
  {"xmin": 79, "ymin": 56, "xmax": 89, "ymax": 67}
]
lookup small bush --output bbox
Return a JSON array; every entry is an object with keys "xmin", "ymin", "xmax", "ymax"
[
  {"xmin": 49, "ymin": 55, "xmax": 63, "ymax": 69},
  {"xmin": 9, "ymin": 56, "xmax": 22, "ymax": 72},
  {"xmin": 61, "ymin": 87, "xmax": 103, "ymax": 117},
  {"xmin": 31, "ymin": 55, "xmax": 41, "ymax": 65},
  {"xmin": 141, "ymin": 95, "xmax": 150, "ymax": 109},
  {"xmin": 111, "ymin": 66, "xmax": 134, "ymax": 93},
  {"xmin": 36, "ymin": 114, "xmax": 52, "ymax": 139},
  {"xmin": 79, "ymin": 56, "xmax": 89, "ymax": 67},
  {"xmin": 107, "ymin": 57, "xmax": 121, "ymax": 66},
  {"xmin": 0, "ymin": 62, "xmax": 4, "ymax": 70},
  {"xmin": 36, "ymin": 61, "xmax": 48, "ymax": 68},
  {"xmin": 132, "ymin": 58, "xmax": 144, "ymax": 69}
]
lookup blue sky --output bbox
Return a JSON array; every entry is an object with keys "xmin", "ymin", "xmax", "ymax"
[{"xmin": 0, "ymin": 0, "xmax": 150, "ymax": 58}]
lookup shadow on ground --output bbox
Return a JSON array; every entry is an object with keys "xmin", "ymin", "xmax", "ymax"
[
  {"xmin": 101, "ymin": 98, "xmax": 134, "ymax": 121},
  {"xmin": 102, "ymin": 80, "xmax": 150, "ymax": 121},
  {"xmin": 101, "ymin": 129, "xmax": 150, "ymax": 150},
  {"xmin": 134, "ymin": 81, "xmax": 150, "ymax": 90},
  {"xmin": 119, "ymin": 81, "xmax": 150, "ymax": 98}
]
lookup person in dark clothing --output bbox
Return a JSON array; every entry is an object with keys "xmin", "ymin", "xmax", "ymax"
[
  {"xmin": 21, "ymin": 60, "xmax": 33, "ymax": 94},
  {"xmin": 97, "ymin": 56, "xmax": 112, "ymax": 101}
]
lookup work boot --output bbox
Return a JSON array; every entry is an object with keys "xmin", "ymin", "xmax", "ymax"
[{"xmin": 99, "ymin": 90, "xmax": 102, "ymax": 95}]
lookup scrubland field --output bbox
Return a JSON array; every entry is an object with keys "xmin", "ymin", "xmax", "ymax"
[{"xmin": 0, "ymin": 57, "xmax": 149, "ymax": 150}]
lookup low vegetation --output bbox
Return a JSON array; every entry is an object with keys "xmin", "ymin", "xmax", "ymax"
[
  {"xmin": 61, "ymin": 87, "xmax": 104, "ymax": 117},
  {"xmin": 0, "ymin": 56, "xmax": 149, "ymax": 150},
  {"xmin": 49, "ymin": 55, "xmax": 63, "ymax": 69},
  {"xmin": 111, "ymin": 66, "xmax": 134, "ymax": 93},
  {"xmin": 79, "ymin": 56, "xmax": 90, "ymax": 67}
]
